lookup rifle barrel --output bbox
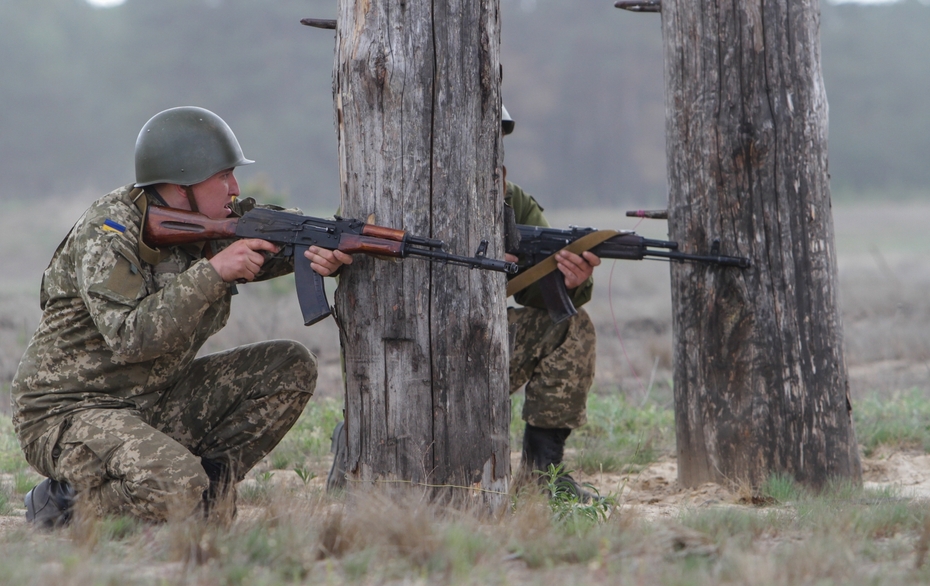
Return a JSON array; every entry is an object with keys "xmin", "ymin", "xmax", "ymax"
[
  {"xmin": 407, "ymin": 247, "xmax": 518, "ymax": 274},
  {"xmin": 644, "ymin": 249, "xmax": 751, "ymax": 268},
  {"xmin": 639, "ymin": 236, "xmax": 678, "ymax": 250}
]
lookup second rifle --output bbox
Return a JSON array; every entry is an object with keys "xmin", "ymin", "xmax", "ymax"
[{"xmin": 508, "ymin": 224, "xmax": 751, "ymax": 323}]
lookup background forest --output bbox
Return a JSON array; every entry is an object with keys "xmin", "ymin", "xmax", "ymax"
[{"xmin": 1, "ymin": 0, "xmax": 929, "ymax": 212}]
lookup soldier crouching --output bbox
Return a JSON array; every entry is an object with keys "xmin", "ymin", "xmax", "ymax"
[{"xmin": 12, "ymin": 107, "xmax": 350, "ymax": 527}]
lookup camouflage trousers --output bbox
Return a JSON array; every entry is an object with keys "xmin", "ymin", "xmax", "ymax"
[
  {"xmin": 46, "ymin": 340, "xmax": 316, "ymax": 522},
  {"xmin": 508, "ymin": 306, "xmax": 596, "ymax": 429}
]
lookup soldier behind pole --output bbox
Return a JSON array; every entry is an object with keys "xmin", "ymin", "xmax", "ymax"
[
  {"xmin": 325, "ymin": 105, "xmax": 602, "ymax": 502},
  {"xmin": 501, "ymin": 105, "xmax": 602, "ymax": 501}
]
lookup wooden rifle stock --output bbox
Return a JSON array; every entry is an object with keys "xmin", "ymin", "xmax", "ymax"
[
  {"xmin": 144, "ymin": 206, "xmax": 408, "ymax": 258},
  {"xmin": 143, "ymin": 205, "xmax": 239, "ymax": 247},
  {"xmin": 337, "ymin": 234, "xmax": 404, "ymax": 257}
]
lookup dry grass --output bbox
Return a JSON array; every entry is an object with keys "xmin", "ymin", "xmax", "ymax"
[{"xmin": 3, "ymin": 472, "xmax": 930, "ymax": 585}]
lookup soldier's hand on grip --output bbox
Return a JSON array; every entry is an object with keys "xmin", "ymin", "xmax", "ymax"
[
  {"xmin": 556, "ymin": 250, "xmax": 601, "ymax": 290},
  {"xmin": 210, "ymin": 238, "xmax": 280, "ymax": 283}
]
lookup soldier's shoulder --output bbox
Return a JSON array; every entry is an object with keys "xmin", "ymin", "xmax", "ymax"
[
  {"xmin": 507, "ymin": 182, "xmax": 543, "ymax": 209},
  {"xmin": 77, "ymin": 186, "xmax": 142, "ymax": 236}
]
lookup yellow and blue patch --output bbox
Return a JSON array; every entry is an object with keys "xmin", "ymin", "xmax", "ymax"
[{"xmin": 102, "ymin": 219, "xmax": 126, "ymax": 233}]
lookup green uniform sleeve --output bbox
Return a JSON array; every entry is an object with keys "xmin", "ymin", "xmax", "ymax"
[
  {"xmin": 506, "ymin": 181, "xmax": 594, "ymax": 310},
  {"xmin": 75, "ymin": 205, "xmax": 230, "ymax": 363}
]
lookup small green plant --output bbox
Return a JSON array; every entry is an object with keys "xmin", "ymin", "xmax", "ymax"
[
  {"xmin": 542, "ymin": 464, "xmax": 613, "ymax": 528},
  {"xmin": 294, "ymin": 465, "xmax": 316, "ymax": 485},
  {"xmin": 239, "ymin": 471, "xmax": 275, "ymax": 505}
]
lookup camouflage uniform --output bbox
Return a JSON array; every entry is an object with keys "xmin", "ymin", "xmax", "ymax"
[
  {"xmin": 506, "ymin": 182, "xmax": 596, "ymax": 429},
  {"xmin": 12, "ymin": 185, "xmax": 317, "ymax": 521}
]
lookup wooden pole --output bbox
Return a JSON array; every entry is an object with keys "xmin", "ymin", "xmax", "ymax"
[
  {"xmin": 661, "ymin": 0, "xmax": 861, "ymax": 488},
  {"xmin": 333, "ymin": 0, "xmax": 509, "ymax": 509}
]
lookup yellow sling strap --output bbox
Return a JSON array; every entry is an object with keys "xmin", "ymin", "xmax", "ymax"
[{"xmin": 506, "ymin": 229, "xmax": 619, "ymax": 298}]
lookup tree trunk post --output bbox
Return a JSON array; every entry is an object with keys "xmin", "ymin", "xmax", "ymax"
[
  {"xmin": 661, "ymin": 0, "xmax": 862, "ymax": 488},
  {"xmin": 333, "ymin": 0, "xmax": 510, "ymax": 509}
]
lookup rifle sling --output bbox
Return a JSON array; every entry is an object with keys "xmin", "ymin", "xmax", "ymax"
[
  {"xmin": 506, "ymin": 229, "xmax": 619, "ymax": 298},
  {"xmin": 132, "ymin": 188, "xmax": 171, "ymax": 266}
]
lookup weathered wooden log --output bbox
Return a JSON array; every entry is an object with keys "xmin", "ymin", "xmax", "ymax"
[
  {"xmin": 662, "ymin": 0, "xmax": 861, "ymax": 489},
  {"xmin": 333, "ymin": 0, "xmax": 510, "ymax": 510}
]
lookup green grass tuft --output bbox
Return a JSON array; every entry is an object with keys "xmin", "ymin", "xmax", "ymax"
[
  {"xmin": 0, "ymin": 416, "xmax": 28, "ymax": 474},
  {"xmin": 854, "ymin": 389, "xmax": 930, "ymax": 456},
  {"xmin": 569, "ymin": 392, "xmax": 674, "ymax": 474},
  {"xmin": 0, "ymin": 483, "xmax": 11, "ymax": 515},
  {"xmin": 761, "ymin": 473, "xmax": 807, "ymax": 504},
  {"xmin": 265, "ymin": 397, "xmax": 344, "ymax": 472}
]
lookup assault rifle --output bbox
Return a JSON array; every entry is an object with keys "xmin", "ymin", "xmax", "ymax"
[
  {"xmin": 508, "ymin": 224, "xmax": 751, "ymax": 323},
  {"xmin": 143, "ymin": 205, "xmax": 517, "ymax": 326}
]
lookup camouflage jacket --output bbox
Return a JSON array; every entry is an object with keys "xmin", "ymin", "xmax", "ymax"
[
  {"xmin": 11, "ymin": 185, "xmax": 293, "ymax": 449},
  {"xmin": 505, "ymin": 181, "xmax": 594, "ymax": 310}
]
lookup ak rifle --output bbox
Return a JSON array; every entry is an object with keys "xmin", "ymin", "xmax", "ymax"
[
  {"xmin": 144, "ymin": 205, "xmax": 517, "ymax": 326},
  {"xmin": 508, "ymin": 224, "xmax": 750, "ymax": 323}
]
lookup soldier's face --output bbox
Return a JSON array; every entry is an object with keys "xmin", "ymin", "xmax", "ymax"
[{"xmin": 191, "ymin": 169, "xmax": 240, "ymax": 219}]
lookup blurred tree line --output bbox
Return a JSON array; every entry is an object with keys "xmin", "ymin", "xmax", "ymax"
[{"xmin": 0, "ymin": 0, "xmax": 927, "ymax": 211}]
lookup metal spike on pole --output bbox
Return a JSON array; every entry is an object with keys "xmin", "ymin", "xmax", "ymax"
[
  {"xmin": 300, "ymin": 18, "xmax": 337, "ymax": 29},
  {"xmin": 614, "ymin": 1, "xmax": 661, "ymax": 13}
]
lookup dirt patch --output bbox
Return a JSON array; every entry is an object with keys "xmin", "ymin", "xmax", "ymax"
[
  {"xmin": 5, "ymin": 451, "xmax": 929, "ymax": 536},
  {"xmin": 862, "ymin": 449, "xmax": 930, "ymax": 498}
]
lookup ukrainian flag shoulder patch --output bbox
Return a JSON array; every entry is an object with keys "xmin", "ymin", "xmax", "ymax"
[{"xmin": 102, "ymin": 219, "xmax": 126, "ymax": 233}]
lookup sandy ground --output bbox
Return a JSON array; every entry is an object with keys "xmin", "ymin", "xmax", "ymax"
[{"xmin": 2, "ymin": 449, "xmax": 929, "ymax": 535}]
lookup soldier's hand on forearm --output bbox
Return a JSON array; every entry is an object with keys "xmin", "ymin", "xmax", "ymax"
[
  {"xmin": 305, "ymin": 246, "xmax": 353, "ymax": 276},
  {"xmin": 210, "ymin": 239, "xmax": 280, "ymax": 283},
  {"xmin": 556, "ymin": 250, "xmax": 600, "ymax": 290}
]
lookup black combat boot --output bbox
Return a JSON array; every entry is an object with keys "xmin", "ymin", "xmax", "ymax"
[
  {"xmin": 325, "ymin": 420, "xmax": 348, "ymax": 493},
  {"xmin": 521, "ymin": 424, "xmax": 601, "ymax": 503},
  {"xmin": 201, "ymin": 457, "xmax": 237, "ymax": 521},
  {"xmin": 25, "ymin": 478, "xmax": 75, "ymax": 529}
]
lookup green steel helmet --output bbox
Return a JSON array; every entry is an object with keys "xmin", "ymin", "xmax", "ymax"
[
  {"xmin": 502, "ymin": 104, "xmax": 515, "ymax": 136},
  {"xmin": 134, "ymin": 106, "xmax": 254, "ymax": 187}
]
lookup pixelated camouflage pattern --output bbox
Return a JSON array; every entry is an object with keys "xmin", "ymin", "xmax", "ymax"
[
  {"xmin": 12, "ymin": 185, "xmax": 311, "ymax": 520},
  {"xmin": 508, "ymin": 306, "xmax": 596, "ymax": 429},
  {"xmin": 45, "ymin": 340, "xmax": 316, "ymax": 521},
  {"xmin": 505, "ymin": 181, "xmax": 596, "ymax": 429}
]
